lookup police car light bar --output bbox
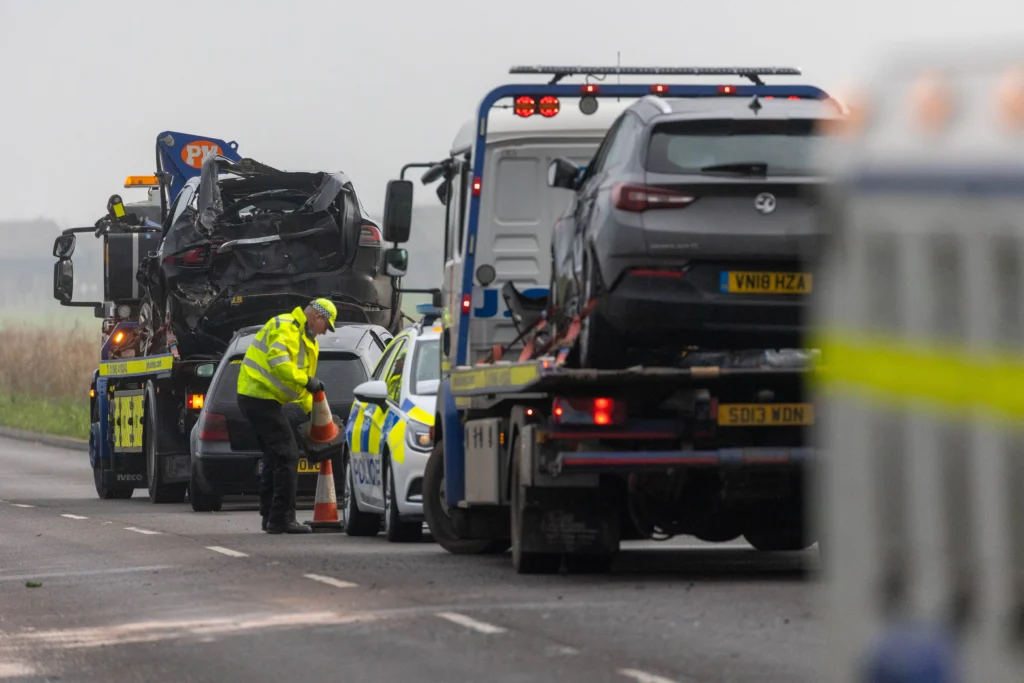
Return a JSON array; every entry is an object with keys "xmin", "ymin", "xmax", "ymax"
[{"xmin": 508, "ymin": 65, "xmax": 802, "ymax": 85}]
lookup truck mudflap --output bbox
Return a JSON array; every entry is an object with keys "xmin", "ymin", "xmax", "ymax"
[
  {"xmin": 99, "ymin": 454, "xmax": 148, "ymax": 488},
  {"xmin": 556, "ymin": 447, "xmax": 814, "ymax": 473},
  {"xmin": 520, "ymin": 486, "xmax": 620, "ymax": 556}
]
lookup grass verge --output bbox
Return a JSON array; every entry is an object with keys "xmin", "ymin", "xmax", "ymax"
[{"xmin": 0, "ymin": 393, "xmax": 90, "ymax": 440}]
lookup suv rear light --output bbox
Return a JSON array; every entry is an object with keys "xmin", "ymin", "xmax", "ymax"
[
  {"xmin": 612, "ymin": 184, "xmax": 696, "ymax": 212},
  {"xmin": 359, "ymin": 225, "xmax": 382, "ymax": 248},
  {"xmin": 198, "ymin": 411, "xmax": 229, "ymax": 441},
  {"xmin": 552, "ymin": 397, "xmax": 626, "ymax": 426},
  {"xmin": 166, "ymin": 246, "xmax": 210, "ymax": 266}
]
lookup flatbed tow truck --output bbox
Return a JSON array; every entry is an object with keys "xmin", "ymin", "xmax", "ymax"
[{"xmin": 380, "ymin": 66, "xmax": 830, "ymax": 573}]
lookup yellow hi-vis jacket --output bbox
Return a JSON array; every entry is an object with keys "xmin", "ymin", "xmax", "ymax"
[{"xmin": 237, "ymin": 307, "xmax": 319, "ymax": 414}]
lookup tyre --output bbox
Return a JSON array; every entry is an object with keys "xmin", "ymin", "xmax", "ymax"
[
  {"xmin": 509, "ymin": 432, "xmax": 561, "ymax": 574},
  {"xmin": 145, "ymin": 395, "xmax": 186, "ymax": 504},
  {"xmin": 577, "ymin": 252, "xmax": 626, "ymax": 370},
  {"xmin": 93, "ymin": 464, "xmax": 133, "ymax": 500},
  {"xmin": 341, "ymin": 453, "xmax": 380, "ymax": 537},
  {"xmin": 383, "ymin": 455, "xmax": 423, "ymax": 543},
  {"xmin": 742, "ymin": 500, "xmax": 815, "ymax": 552},
  {"xmin": 423, "ymin": 441, "xmax": 510, "ymax": 555},
  {"xmin": 564, "ymin": 554, "xmax": 613, "ymax": 574},
  {"xmin": 188, "ymin": 475, "xmax": 222, "ymax": 512}
]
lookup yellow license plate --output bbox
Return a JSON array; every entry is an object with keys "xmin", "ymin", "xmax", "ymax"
[
  {"xmin": 297, "ymin": 458, "xmax": 320, "ymax": 474},
  {"xmin": 720, "ymin": 271, "xmax": 812, "ymax": 294},
  {"xmin": 717, "ymin": 403, "xmax": 814, "ymax": 427}
]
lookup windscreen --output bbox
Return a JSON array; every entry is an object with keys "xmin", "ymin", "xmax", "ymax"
[
  {"xmin": 645, "ymin": 118, "xmax": 826, "ymax": 176},
  {"xmin": 210, "ymin": 352, "xmax": 367, "ymax": 403},
  {"xmin": 411, "ymin": 339, "xmax": 440, "ymax": 396}
]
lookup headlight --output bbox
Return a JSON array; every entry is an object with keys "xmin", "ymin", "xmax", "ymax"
[{"xmin": 406, "ymin": 422, "xmax": 433, "ymax": 451}]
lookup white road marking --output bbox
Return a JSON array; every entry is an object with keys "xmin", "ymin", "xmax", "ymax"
[
  {"xmin": 0, "ymin": 566, "xmax": 172, "ymax": 583},
  {"xmin": 10, "ymin": 503, "xmax": 34, "ymax": 508},
  {"xmin": 618, "ymin": 668, "xmax": 681, "ymax": 683},
  {"xmin": 545, "ymin": 644, "xmax": 580, "ymax": 656},
  {"xmin": 303, "ymin": 573, "xmax": 357, "ymax": 589},
  {"xmin": 206, "ymin": 546, "xmax": 248, "ymax": 558},
  {"xmin": 61, "ymin": 513, "xmax": 88, "ymax": 520},
  {"xmin": 124, "ymin": 526, "xmax": 161, "ymax": 535},
  {"xmin": 435, "ymin": 612, "xmax": 507, "ymax": 634},
  {"xmin": 0, "ymin": 661, "xmax": 35, "ymax": 678}
]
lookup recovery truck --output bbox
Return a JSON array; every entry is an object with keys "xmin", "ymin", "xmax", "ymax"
[{"xmin": 378, "ymin": 66, "xmax": 827, "ymax": 573}]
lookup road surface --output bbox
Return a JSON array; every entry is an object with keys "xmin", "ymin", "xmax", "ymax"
[{"xmin": 0, "ymin": 437, "xmax": 824, "ymax": 683}]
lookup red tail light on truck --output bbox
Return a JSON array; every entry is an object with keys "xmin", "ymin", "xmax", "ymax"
[{"xmin": 551, "ymin": 397, "xmax": 626, "ymax": 426}]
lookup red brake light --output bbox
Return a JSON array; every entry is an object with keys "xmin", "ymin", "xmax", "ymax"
[
  {"xmin": 612, "ymin": 184, "xmax": 697, "ymax": 212},
  {"xmin": 538, "ymin": 96, "xmax": 560, "ymax": 117},
  {"xmin": 168, "ymin": 246, "xmax": 209, "ymax": 266},
  {"xmin": 472, "ymin": 177, "xmax": 481, "ymax": 196},
  {"xmin": 359, "ymin": 224, "xmax": 382, "ymax": 248},
  {"xmin": 651, "ymin": 84, "xmax": 668, "ymax": 94},
  {"xmin": 551, "ymin": 397, "xmax": 626, "ymax": 426},
  {"xmin": 187, "ymin": 393, "xmax": 205, "ymax": 410},
  {"xmin": 514, "ymin": 96, "xmax": 536, "ymax": 117},
  {"xmin": 788, "ymin": 95, "xmax": 800, "ymax": 101},
  {"xmin": 461, "ymin": 294, "xmax": 472, "ymax": 315},
  {"xmin": 630, "ymin": 268, "xmax": 684, "ymax": 278},
  {"xmin": 717, "ymin": 85, "xmax": 737, "ymax": 94},
  {"xmin": 581, "ymin": 83, "xmax": 599, "ymax": 95},
  {"xmin": 198, "ymin": 412, "xmax": 229, "ymax": 441}
]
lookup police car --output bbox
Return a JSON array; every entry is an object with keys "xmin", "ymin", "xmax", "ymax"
[{"xmin": 341, "ymin": 307, "xmax": 440, "ymax": 542}]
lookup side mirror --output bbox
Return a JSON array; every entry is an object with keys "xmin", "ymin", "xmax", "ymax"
[
  {"xmin": 53, "ymin": 234, "xmax": 76, "ymax": 259},
  {"xmin": 53, "ymin": 259, "xmax": 75, "ymax": 304},
  {"xmin": 196, "ymin": 363, "xmax": 216, "ymax": 379},
  {"xmin": 421, "ymin": 162, "xmax": 447, "ymax": 185},
  {"xmin": 548, "ymin": 157, "xmax": 581, "ymax": 190},
  {"xmin": 382, "ymin": 179, "xmax": 413, "ymax": 243},
  {"xmin": 353, "ymin": 379, "xmax": 388, "ymax": 406},
  {"xmin": 384, "ymin": 247, "xmax": 408, "ymax": 277}
]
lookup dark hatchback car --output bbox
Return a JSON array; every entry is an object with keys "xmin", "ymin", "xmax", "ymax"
[
  {"xmin": 543, "ymin": 94, "xmax": 842, "ymax": 368},
  {"xmin": 188, "ymin": 322, "xmax": 392, "ymax": 512}
]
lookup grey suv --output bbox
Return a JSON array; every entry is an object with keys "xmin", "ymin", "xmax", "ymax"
[{"xmin": 544, "ymin": 94, "xmax": 843, "ymax": 368}]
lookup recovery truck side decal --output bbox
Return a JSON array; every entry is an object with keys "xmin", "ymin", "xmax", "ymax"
[
  {"xmin": 98, "ymin": 354, "xmax": 174, "ymax": 377},
  {"xmin": 449, "ymin": 362, "xmax": 542, "ymax": 395}
]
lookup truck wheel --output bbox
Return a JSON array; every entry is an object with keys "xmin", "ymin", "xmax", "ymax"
[
  {"xmin": 565, "ymin": 554, "xmax": 613, "ymax": 574},
  {"xmin": 342, "ymin": 453, "xmax": 380, "ymax": 537},
  {"xmin": 424, "ymin": 441, "xmax": 510, "ymax": 555},
  {"xmin": 384, "ymin": 455, "xmax": 422, "ymax": 543},
  {"xmin": 188, "ymin": 476, "xmax": 222, "ymax": 512},
  {"xmin": 93, "ymin": 465, "xmax": 133, "ymax": 500},
  {"xmin": 145, "ymin": 397, "xmax": 186, "ymax": 504},
  {"xmin": 509, "ymin": 432, "xmax": 561, "ymax": 574}
]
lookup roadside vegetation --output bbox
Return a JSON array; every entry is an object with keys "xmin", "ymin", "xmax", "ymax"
[{"xmin": 0, "ymin": 323, "xmax": 96, "ymax": 439}]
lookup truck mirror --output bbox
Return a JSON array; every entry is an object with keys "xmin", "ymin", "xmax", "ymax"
[
  {"xmin": 382, "ymin": 179, "xmax": 413, "ymax": 243},
  {"xmin": 420, "ymin": 162, "xmax": 447, "ymax": 185},
  {"xmin": 384, "ymin": 247, "xmax": 408, "ymax": 278},
  {"xmin": 53, "ymin": 259, "xmax": 75, "ymax": 304},
  {"xmin": 53, "ymin": 233, "xmax": 76, "ymax": 259},
  {"xmin": 548, "ymin": 157, "xmax": 581, "ymax": 190}
]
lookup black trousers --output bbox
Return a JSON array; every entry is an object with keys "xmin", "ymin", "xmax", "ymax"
[{"xmin": 237, "ymin": 395, "xmax": 298, "ymax": 525}]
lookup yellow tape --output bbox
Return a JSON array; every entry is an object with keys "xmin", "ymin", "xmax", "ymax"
[
  {"xmin": 811, "ymin": 330, "xmax": 1024, "ymax": 423},
  {"xmin": 99, "ymin": 355, "xmax": 174, "ymax": 377}
]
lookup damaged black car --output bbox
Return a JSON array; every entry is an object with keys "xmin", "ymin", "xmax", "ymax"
[{"xmin": 136, "ymin": 154, "xmax": 408, "ymax": 359}]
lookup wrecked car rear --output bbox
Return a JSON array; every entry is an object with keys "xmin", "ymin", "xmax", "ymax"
[{"xmin": 138, "ymin": 154, "xmax": 394, "ymax": 358}]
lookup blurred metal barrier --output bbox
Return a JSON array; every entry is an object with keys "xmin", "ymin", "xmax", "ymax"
[{"xmin": 812, "ymin": 46, "xmax": 1024, "ymax": 683}]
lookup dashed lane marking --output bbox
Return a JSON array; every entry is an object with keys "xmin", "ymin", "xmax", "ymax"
[
  {"xmin": 618, "ymin": 669, "xmax": 682, "ymax": 683},
  {"xmin": 124, "ymin": 527, "xmax": 161, "ymax": 535},
  {"xmin": 303, "ymin": 573, "xmax": 357, "ymax": 589},
  {"xmin": 10, "ymin": 503, "xmax": 34, "ymax": 508},
  {"xmin": 206, "ymin": 546, "xmax": 248, "ymax": 558},
  {"xmin": 61, "ymin": 514, "xmax": 88, "ymax": 520},
  {"xmin": 435, "ymin": 612, "xmax": 507, "ymax": 634}
]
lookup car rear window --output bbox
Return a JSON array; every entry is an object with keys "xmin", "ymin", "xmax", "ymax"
[
  {"xmin": 210, "ymin": 352, "xmax": 368, "ymax": 404},
  {"xmin": 645, "ymin": 118, "xmax": 826, "ymax": 176}
]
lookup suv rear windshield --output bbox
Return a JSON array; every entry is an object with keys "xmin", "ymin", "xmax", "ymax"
[
  {"xmin": 210, "ymin": 351, "xmax": 368, "ymax": 403},
  {"xmin": 645, "ymin": 118, "xmax": 825, "ymax": 176}
]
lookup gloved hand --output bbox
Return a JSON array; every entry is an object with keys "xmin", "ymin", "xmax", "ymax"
[{"xmin": 305, "ymin": 377, "xmax": 325, "ymax": 393}]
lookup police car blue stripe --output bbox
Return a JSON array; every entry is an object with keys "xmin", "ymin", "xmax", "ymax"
[
  {"xmin": 359, "ymin": 412, "xmax": 373, "ymax": 452},
  {"xmin": 400, "ymin": 398, "xmax": 415, "ymax": 413}
]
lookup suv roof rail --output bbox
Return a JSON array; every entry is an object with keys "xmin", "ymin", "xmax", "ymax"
[{"xmin": 508, "ymin": 65, "xmax": 802, "ymax": 85}]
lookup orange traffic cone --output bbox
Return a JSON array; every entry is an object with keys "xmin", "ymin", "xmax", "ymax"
[
  {"xmin": 309, "ymin": 390, "xmax": 339, "ymax": 443},
  {"xmin": 306, "ymin": 458, "xmax": 343, "ymax": 531}
]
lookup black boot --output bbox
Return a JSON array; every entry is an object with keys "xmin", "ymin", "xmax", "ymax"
[{"xmin": 266, "ymin": 512, "xmax": 311, "ymax": 535}]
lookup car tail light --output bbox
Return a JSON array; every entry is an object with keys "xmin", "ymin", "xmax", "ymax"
[
  {"xmin": 187, "ymin": 393, "xmax": 205, "ymax": 410},
  {"xmin": 198, "ymin": 411, "xmax": 229, "ymax": 441},
  {"xmin": 359, "ymin": 224, "xmax": 382, "ymax": 248},
  {"xmin": 167, "ymin": 246, "xmax": 209, "ymax": 266},
  {"xmin": 612, "ymin": 184, "xmax": 696, "ymax": 212},
  {"xmin": 630, "ymin": 268, "xmax": 685, "ymax": 278},
  {"xmin": 551, "ymin": 397, "xmax": 626, "ymax": 426}
]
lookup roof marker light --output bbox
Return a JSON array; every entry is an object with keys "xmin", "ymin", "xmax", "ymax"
[
  {"xmin": 124, "ymin": 175, "xmax": 159, "ymax": 188},
  {"xmin": 538, "ymin": 95, "xmax": 560, "ymax": 117},
  {"xmin": 717, "ymin": 85, "xmax": 736, "ymax": 95},
  {"xmin": 581, "ymin": 83, "xmax": 599, "ymax": 95},
  {"xmin": 472, "ymin": 177, "xmax": 481, "ymax": 196},
  {"xmin": 461, "ymin": 294, "xmax": 472, "ymax": 315},
  {"xmin": 651, "ymin": 84, "xmax": 668, "ymax": 94},
  {"xmin": 513, "ymin": 95, "xmax": 536, "ymax": 117}
]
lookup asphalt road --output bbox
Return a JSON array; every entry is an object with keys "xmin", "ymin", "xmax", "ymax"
[{"xmin": 0, "ymin": 437, "xmax": 824, "ymax": 683}]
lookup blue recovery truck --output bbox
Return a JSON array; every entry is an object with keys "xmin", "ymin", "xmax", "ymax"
[
  {"xmin": 378, "ymin": 66, "xmax": 834, "ymax": 573},
  {"xmin": 52, "ymin": 132, "xmax": 241, "ymax": 502}
]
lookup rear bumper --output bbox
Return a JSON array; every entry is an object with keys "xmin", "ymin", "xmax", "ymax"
[
  {"xmin": 192, "ymin": 451, "xmax": 320, "ymax": 498},
  {"xmin": 558, "ymin": 447, "xmax": 813, "ymax": 473}
]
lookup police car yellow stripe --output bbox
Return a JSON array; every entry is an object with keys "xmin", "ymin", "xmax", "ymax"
[{"xmin": 811, "ymin": 330, "xmax": 1024, "ymax": 422}]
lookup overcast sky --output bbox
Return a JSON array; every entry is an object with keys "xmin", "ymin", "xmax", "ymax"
[{"xmin": 2, "ymin": 0, "xmax": 1023, "ymax": 227}]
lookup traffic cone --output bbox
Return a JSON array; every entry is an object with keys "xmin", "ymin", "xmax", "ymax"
[
  {"xmin": 306, "ymin": 457, "xmax": 343, "ymax": 531},
  {"xmin": 309, "ymin": 390, "xmax": 339, "ymax": 443}
]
